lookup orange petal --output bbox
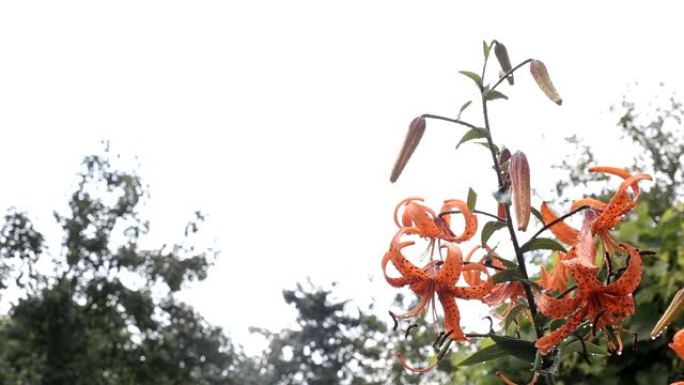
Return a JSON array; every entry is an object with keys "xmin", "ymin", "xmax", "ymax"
[
  {"xmin": 570, "ymin": 198, "xmax": 607, "ymax": 212},
  {"xmin": 669, "ymin": 330, "xmax": 684, "ymax": 360},
  {"xmin": 592, "ymin": 173, "xmax": 652, "ymax": 232},
  {"xmin": 563, "ymin": 258, "xmax": 602, "ymax": 296},
  {"xmin": 437, "ymin": 291, "xmax": 466, "ymax": 341},
  {"xmin": 394, "ymin": 198, "xmax": 443, "ymax": 238},
  {"xmin": 537, "ymin": 291, "xmax": 583, "ymax": 319},
  {"xmin": 436, "ymin": 244, "xmax": 463, "ymax": 287},
  {"xmin": 381, "ymin": 242, "xmax": 421, "ymax": 288},
  {"xmin": 389, "ymin": 227, "xmax": 432, "ymax": 281},
  {"xmin": 603, "ymin": 244, "xmax": 643, "ymax": 296},
  {"xmin": 538, "ymin": 251, "xmax": 573, "ymax": 292},
  {"xmin": 588, "ymin": 166, "xmax": 640, "ymax": 197},
  {"xmin": 443, "ymin": 263, "xmax": 493, "ymax": 300},
  {"xmin": 598, "ymin": 292, "xmax": 635, "ymax": 319},
  {"xmin": 440, "ymin": 199, "xmax": 478, "ymax": 243},
  {"xmin": 540, "ymin": 202, "xmax": 579, "ymax": 245},
  {"xmin": 535, "ymin": 307, "xmax": 587, "ymax": 355}
]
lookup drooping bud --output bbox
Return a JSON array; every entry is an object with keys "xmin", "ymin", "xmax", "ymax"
[
  {"xmin": 529, "ymin": 59, "xmax": 562, "ymax": 105},
  {"xmin": 498, "ymin": 148, "xmax": 512, "ymax": 190},
  {"xmin": 652, "ymin": 287, "xmax": 684, "ymax": 339},
  {"xmin": 510, "ymin": 151, "xmax": 531, "ymax": 231},
  {"xmin": 389, "ymin": 116, "xmax": 426, "ymax": 183},
  {"xmin": 494, "ymin": 41, "xmax": 514, "ymax": 85}
]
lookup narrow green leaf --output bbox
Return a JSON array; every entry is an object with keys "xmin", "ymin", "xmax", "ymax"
[
  {"xmin": 457, "ymin": 342, "xmax": 508, "ymax": 366},
  {"xmin": 492, "ymin": 268, "xmax": 524, "ymax": 284},
  {"xmin": 563, "ymin": 340, "xmax": 610, "ymax": 356},
  {"xmin": 530, "ymin": 206, "xmax": 543, "ymax": 223},
  {"xmin": 474, "ymin": 141, "xmax": 499, "ymax": 154},
  {"xmin": 467, "ymin": 188, "xmax": 477, "ymax": 211},
  {"xmin": 490, "ymin": 335, "xmax": 537, "ymax": 363},
  {"xmin": 481, "ymin": 221, "xmax": 506, "ymax": 246},
  {"xmin": 520, "ymin": 237, "xmax": 567, "ymax": 254},
  {"xmin": 482, "ymin": 40, "xmax": 491, "ymax": 59},
  {"xmin": 457, "ymin": 100, "xmax": 472, "ymax": 119},
  {"xmin": 504, "ymin": 304, "xmax": 527, "ymax": 330},
  {"xmin": 456, "ymin": 128, "xmax": 488, "ymax": 149},
  {"xmin": 484, "ymin": 89, "xmax": 509, "ymax": 101},
  {"xmin": 459, "ymin": 70, "xmax": 483, "ymax": 88},
  {"xmin": 492, "ymin": 255, "xmax": 517, "ymax": 269},
  {"xmin": 494, "ymin": 41, "xmax": 514, "ymax": 85}
]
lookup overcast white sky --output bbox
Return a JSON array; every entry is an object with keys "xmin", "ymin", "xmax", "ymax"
[{"xmin": 0, "ymin": 1, "xmax": 682, "ymax": 353}]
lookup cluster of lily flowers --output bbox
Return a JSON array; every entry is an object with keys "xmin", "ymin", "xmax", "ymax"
[{"xmin": 381, "ymin": 166, "xmax": 653, "ymax": 375}]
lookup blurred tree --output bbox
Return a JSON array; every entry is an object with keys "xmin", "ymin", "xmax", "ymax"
[{"xmin": 0, "ymin": 147, "xmax": 253, "ymax": 385}]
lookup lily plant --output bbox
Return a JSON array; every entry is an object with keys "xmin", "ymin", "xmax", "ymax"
[{"xmin": 381, "ymin": 40, "xmax": 658, "ymax": 384}]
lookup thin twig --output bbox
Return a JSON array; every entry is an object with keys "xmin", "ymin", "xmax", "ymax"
[
  {"xmin": 489, "ymin": 58, "xmax": 533, "ymax": 92},
  {"xmin": 439, "ymin": 209, "xmax": 505, "ymax": 222},
  {"xmin": 421, "ymin": 113, "xmax": 480, "ymax": 130}
]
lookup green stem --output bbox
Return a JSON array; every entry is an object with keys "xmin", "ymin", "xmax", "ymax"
[
  {"xmin": 489, "ymin": 58, "xmax": 533, "ymax": 92},
  {"xmin": 421, "ymin": 113, "xmax": 479, "ymax": 130},
  {"xmin": 479, "ymin": 72, "xmax": 542, "ymax": 339}
]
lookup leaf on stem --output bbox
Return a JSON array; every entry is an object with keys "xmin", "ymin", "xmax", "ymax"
[
  {"xmin": 530, "ymin": 59, "xmax": 562, "ymax": 105},
  {"xmin": 494, "ymin": 41, "xmax": 514, "ymax": 85},
  {"xmin": 458, "ymin": 342, "xmax": 508, "ymax": 366},
  {"xmin": 492, "ymin": 268, "xmax": 524, "ymax": 284},
  {"xmin": 460, "ymin": 70, "xmax": 483, "ymax": 88},
  {"xmin": 457, "ymin": 100, "xmax": 472, "ymax": 119},
  {"xmin": 483, "ymin": 40, "xmax": 491, "ymax": 59},
  {"xmin": 519, "ymin": 237, "xmax": 567, "ymax": 254},
  {"xmin": 484, "ymin": 89, "xmax": 509, "ymax": 101},
  {"xmin": 481, "ymin": 220, "xmax": 506, "ymax": 246},
  {"xmin": 389, "ymin": 116, "xmax": 426, "ymax": 183},
  {"xmin": 456, "ymin": 127, "xmax": 489, "ymax": 148},
  {"xmin": 490, "ymin": 335, "xmax": 537, "ymax": 363},
  {"xmin": 467, "ymin": 188, "xmax": 477, "ymax": 211}
]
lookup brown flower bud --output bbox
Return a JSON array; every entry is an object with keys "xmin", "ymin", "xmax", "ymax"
[
  {"xmin": 652, "ymin": 287, "xmax": 684, "ymax": 339},
  {"xmin": 529, "ymin": 59, "xmax": 562, "ymax": 105},
  {"xmin": 389, "ymin": 116, "xmax": 426, "ymax": 183},
  {"xmin": 510, "ymin": 151, "xmax": 531, "ymax": 231}
]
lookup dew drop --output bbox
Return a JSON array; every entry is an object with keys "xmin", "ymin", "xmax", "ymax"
[
  {"xmin": 617, "ymin": 351, "xmax": 622, "ymax": 356},
  {"xmin": 588, "ymin": 323, "xmax": 593, "ymax": 327},
  {"xmin": 651, "ymin": 336, "xmax": 657, "ymax": 340}
]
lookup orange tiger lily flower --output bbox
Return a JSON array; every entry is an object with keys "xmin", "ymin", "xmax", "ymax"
[
  {"xmin": 394, "ymin": 197, "xmax": 478, "ymax": 244},
  {"xmin": 538, "ymin": 219, "xmax": 595, "ymax": 291},
  {"xmin": 382, "ymin": 227, "xmax": 493, "ymax": 372},
  {"xmin": 382, "ymin": 228, "xmax": 493, "ymax": 338},
  {"xmin": 535, "ymin": 243, "xmax": 643, "ymax": 355},
  {"xmin": 541, "ymin": 168, "xmax": 651, "ymax": 253},
  {"xmin": 464, "ymin": 246, "xmax": 523, "ymax": 306}
]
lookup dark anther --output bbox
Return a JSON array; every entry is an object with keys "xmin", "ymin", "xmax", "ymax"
[
  {"xmin": 436, "ymin": 329, "xmax": 454, "ymax": 348},
  {"xmin": 604, "ymin": 252, "xmax": 613, "ymax": 284},
  {"xmin": 389, "ymin": 311, "xmax": 398, "ymax": 332},
  {"xmin": 512, "ymin": 319, "xmax": 521, "ymax": 338},
  {"xmin": 435, "ymin": 261, "xmax": 444, "ymax": 266},
  {"xmin": 577, "ymin": 335, "xmax": 592, "ymax": 365},
  {"xmin": 437, "ymin": 338, "xmax": 454, "ymax": 360},
  {"xmin": 404, "ymin": 323, "xmax": 418, "ymax": 338},
  {"xmin": 639, "ymin": 250, "xmax": 656, "ymax": 256},
  {"xmin": 632, "ymin": 332, "xmax": 639, "ymax": 351},
  {"xmin": 483, "ymin": 316, "xmax": 495, "ymax": 334},
  {"xmin": 433, "ymin": 331, "xmax": 445, "ymax": 349},
  {"xmin": 592, "ymin": 311, "xmax": 605, "ymax": 337}
]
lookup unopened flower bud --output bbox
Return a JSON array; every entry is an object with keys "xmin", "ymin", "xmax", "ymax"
[
  {"xmin": 390, "ymin": 116, "xmax": 426, "ymax": 183},
  {"xmin": 510, "ymin": 151, "xmax": 531, "ymax": 231},
  {"xmin": 530, "ymin": 59, "xmax": 562, "ymax": 105}
]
